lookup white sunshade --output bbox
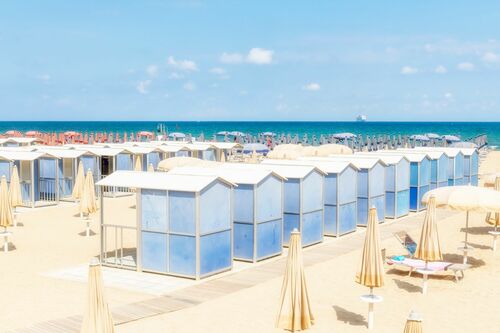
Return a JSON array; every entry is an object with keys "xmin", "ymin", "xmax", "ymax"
[
  {"xmin": 261, "ymin": 158, "xmax": 358, "ymax": 174},
  {"xmin": 301, "ymin": 156, "xmax": 387, "ymax": 169},
  {"xmin": 0, "ymin": 137, "xmax": 38, "ymax": 144},
  {"xmin": 0, "ymin": 150, "xmax": 58, "ymax": 161},
  {"xmin": 209, "ymin": 142, "xmax": 242, "ymax": 150},
  {"xmin": 169, "ymin": 166, "xmax": 283, "ymax": 185},
  {"xmin": 96, "ymin": 171, "xmax": 235, "ymax": 192},
  {"xmin": 35, "ymin": 147, "xmax": 96, "ymax": 159},
  {"xmin": 85, "ymin": 147, "xmax": 129, "ymax": 157}
]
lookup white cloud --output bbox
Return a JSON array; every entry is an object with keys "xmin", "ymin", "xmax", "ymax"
[
  {"xmin": 434, "ymin": 65, "xmax": 447, "ymax": 74},
  {"xmin": 444, "ymin": 92, "xmax": 454, "ymax": 100},
  {"xmin": 37, "ymin": 74, "xmax": 51, "ymax": 82},
  {"xmin": 302, "ymin": 83, "xmax": 321, "ymax": 91},
  {"xmin": 167, "ymin": 56, "xmax": 198, "ymax": 71},
  {"xmin": 220, "ymin": 52, "xmax": 244, "ymax": 64},
  {"xmin": 220, "ymin": 48, "xmax": 274, "ymax": 65},
  {"xmin": 400, "ymin": 66, "xmax": 418, "ymax": 75},
  {"xmin": 482, "ymin": 52, "xmax": 500, "ymax": 63},
  {"xmin": 457, "ymin": 62, "xmax": 475, "ymax": 71},
  {"xmin": 136, "ymin": 80, "xmax": 151, "ymax": 94},
  {"xmin": 183, "ymin": 81, "xmax": 196, "ymax": 91},
  {"xmin": 168, "ymin": 72, "xmax": 184, "ymax": 80},
  {"xmin": 146, "ymin": 65, "xmax": 159, "ymax": 77},
  {"xmin": 246, "ymin": 48, "xmax": 273, "ymax": 64},
  {"xmin": 210, "ymin": 67, "xmax": 226, "ymax": 75}
]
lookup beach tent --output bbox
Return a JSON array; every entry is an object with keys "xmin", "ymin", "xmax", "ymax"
[
  {"xmin": 356, "ymin": 153, "xmax": 410, "ymax": 219},
  {"xmin": 97, "ymin": 171, "xmax": 234, "ymax": 279},
  {"xmin": 263, "ymin": 159, "xmax": 358, "ymax": 237},
  {"xmin": 170, "ymin": 165, "xmax": 285, "ymax": 262},
  {"xmin": 242, "ymin": 143, "xmax": 269, "ymax": 155}
]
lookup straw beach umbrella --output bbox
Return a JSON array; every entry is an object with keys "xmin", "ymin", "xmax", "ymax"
[
  {"xmin": 73, "ymin": 161, "xmax": 85, "ymax": 200},
  {"xmin": 134, "ymin": 156, "xmax": 143, "ymax": 172},
  {"xmin": 414, "ymin": 196, "xmax": 442, "ymax": 293},
  {"xmin": 80, "ymin": 169, "xmax": 97, "ymax": 236},
  {"xmin": 81, "ymin": 259, "xmax": 115, "ymax": 333},
  {"xmin": 276, "ymin": 230, "xmax": 314, "ymax": 332},
  {"xmin": 147, "ymin": 163, "xmax": 154, "ymax": 172},
  {"xmin": 403, "ymin": 311, "xmax": 423, "ymax": 333},
  {"xmin": 422, "ymin": 185, "xmax": 500, "ymax": 263},
  {"xmin": 485, "ymin": 177, "xmax": 500, "ymax": 250},
  {"xmin": 356, "ymin": 207, "xmax": 384, "ymax": 330},
  {"xmin": 9, "ymin": 165, "xmax": 23, "ymax": 227},
  {"xmin": 0, "ymin": 176, "xmax": 13, "ymax": 231}
]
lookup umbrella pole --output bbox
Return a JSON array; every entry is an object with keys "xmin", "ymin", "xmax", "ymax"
[{"xmin": 462, "ymin": 211, "xmax": 470, "ymax": 264}]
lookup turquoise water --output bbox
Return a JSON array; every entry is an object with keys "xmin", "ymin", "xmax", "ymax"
[{"xmin": 0, "ymin": 121, "xmax": 498, "ymax": 145}]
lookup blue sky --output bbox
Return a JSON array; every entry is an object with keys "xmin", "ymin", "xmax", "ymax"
[{"xmin": 1, "ymin": 1, "xmax": 500, "ymax": 121}]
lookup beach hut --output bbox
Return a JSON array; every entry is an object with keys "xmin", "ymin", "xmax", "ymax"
[
  {"xmin": 303, "ymin": 156, "xmax": 386, "ymax": 225},
  {"xmin": 119, "ymin": 146, "xmax": 163, "ymax": 171},
  {"xmin": 0, "ymin": 150, "xmax": 59, "ymax": 207},
  {"xmin": 459, "ymin": 148, "xmax": 479, "ymax": 185},
  {"xmin": 97, "ymin": 171, "xmax": 234, "ymax": 280},
  {"xmin": 262, "ymin": 159, "xmax": 358, "ymax": 237},
  {"xmin": 170, "ymin": 165, "xmax": 285, "ymax": 262},
  {"xmin": 356, "ymin": 153, "xmax": 411, "ymax": 219},
  {"xmin": 397, "ymin": 149, "xmax": 448, "ymax": 189},
  {"xmin": 246, "ymin": 163, "xmax": 325, "ymax": 247},
  {"xmin": 376, "ymin": 151, "xmax": 431, "ymax": 212},
  {"xmin": 409, "ymin": 147, "xmax": 465, "ymax": 186}
]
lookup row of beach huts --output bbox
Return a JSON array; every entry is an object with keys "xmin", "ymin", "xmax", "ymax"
[{"xmin": 94, "ymin": 144, "xmax": 480, "ymax": 280}]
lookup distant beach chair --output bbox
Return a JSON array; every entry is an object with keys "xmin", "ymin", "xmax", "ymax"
[{"xmin": 394, "ymin": 231, "xmax": 417, "ymax": 257}]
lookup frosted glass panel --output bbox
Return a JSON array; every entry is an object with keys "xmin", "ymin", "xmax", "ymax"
[
  {"xmin": 169, "ymin": 191, "xmax": 195, "ymax": 235},
  {"xmin": 256, "ymin": 176, "xmax": 282, "ymax": 222},
  {"xmin": 324, "ymin": 205, "xmax": 337, "ymax": 235},
  {"xmin": 141, "ymin": 232, "xmax": 167, "ymax": 273},
  {"xmin": 200, "ymin": 182, "xmax": 231, "ymax": 234},
  {"xmin": 324, "ymin": 174, "xmax": 337, "ymax": 205},
  {"xmin": 301, "ymin": 211, "xmax": 323, "ymax": 246},
  {"xmin": 141, "ymin": 189, "xmax": 168, "ymax": 232},
  {"xmin": 200, "ymin": 231, "xmax": 231, "ymax": 275},
  {"xmin": 256, "ymin": 219, "xmax": 282, "ymax": 259},
  {"xmin": 233, "ymin": 185, "xmax": 254, "ymax": 223},
  {"xmin": 169, "ymin": 234, "xmax": 196, "ymax": 276},
  {"xmin": 284, "ymin": 179, "xmax": 300, "ymax": 214},
  {"xmin": 233, "ymin": 222, "xmax": 254, "ymax": 260},
  {"xmin": 339, "ymin": 202, "xmax": 357, "ymax": 235}
]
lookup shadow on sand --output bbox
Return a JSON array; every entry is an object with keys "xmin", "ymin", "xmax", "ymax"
[
  {"xmin": 393, "ymin": 279, "xmax": 421, "ymax": 293},
  {"xmin": 442, "ymin": 253, "xmax": 485, "ymax": 268},
  {"xmin": 332, "ymin": 305, "xmax": 366, "ymax": 327}
]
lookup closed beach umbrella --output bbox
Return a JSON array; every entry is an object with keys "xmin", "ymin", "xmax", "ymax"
[
  {"xmin": 403, "ymin": 311, "xmax": 423, "ymax": 333},
  {"xmin": 134, "ymin": 156, "xmax": 143, "ymax": 172},
  {"xmin": 414, "ymin": 196, "xmax": 442, "ymax": 262},
  {"xmin": 147, "ymin": 163, "xmax": 154, "ymax": 172},
  {"xmin": 9, "ymin": 165, "xmax": 23, "ymax": 209},
  {"xmin": 422, "ymin": 186, "xmax": 500, "ymax": 263},
  {"xmin": 0, "ymin": 176, "xmax": 13, "ymax": 230},
  {"xmin": 485, "ymin": 177, "xmax": 500, "ymax": 226},
  {"xmin": 73, "ymin": 161, "xmax": 85, "ymax": 200},
  {"xmin": 276, "ymin": 230, "xmax": 314, "ymax": 331},
  {"xmin": 80, "ymin": 169, "xmax": 97, "ymax": 216},
  {"xmin": 81, "ymin": 259, "xmax": 115, "ymax": 333},
  {"xmin": 356, "ymin": 207, "xmax": 384, "ymax": 330}
]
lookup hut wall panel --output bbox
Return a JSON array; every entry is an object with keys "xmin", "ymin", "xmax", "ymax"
[
  {"xmin": 202, "ymin": 149, "xmax": 216, "ymax": 161},
  {"xmin": 169, "ymin": 234, "xmax": 196, "ymax": 276},
  {"xmin": 455, "ymin": 154, "xmax": 464, "ymax": 178},
  {"xmin": 141, "ymin": 232, "xmax": 168, "ymax": 273},
  {"xmin": 233, "ymin": 185, "xmax": 254, "ymax": 223},
  {"xmin": 471, "ymin": 153, "xmax": 479, "ymax": 175},
  {"xmin": 175, "ymin": 150, "xmax": 190, "ymax": 157},
  {"xmin": 116, "ymin": 153, "xmax": 133, "ymax": 170},
  {"xmin": 256, "ymin": 176, "xmax": 282, "ymax": 222},
  {"xmin": 200, "ymin": 182, "xmax": 231, "ymax": 234},
  {"xmin": 338, "ymin": 202, "xmax": 357, "ymax": 234},
  {"xmin": 169, "ymin": 192, "xmax": 195, "ymax": 234},
  {"xmin": 34, "ymin": 160, "xmax": 40, "ymax": 201},
  {"xmin": 385, "ymin": 165, "xmax": 395, "ymax": 192},
  {"xmin": 233, "ymin": 223, "xmax": 254, "ymax": 260},
  {"xmin": 397, "ymin": 190, "xmax": 410, "ymax": 217},
  {"xmin": 471, "ymin": 175, "xmax": 478, "ymax": 186},
  {"xmin": 418, "ymin": 185, "xmax": 430, "ymax": 207},
  {"xmin": 369, "ymin": 164, "xmax": 385, "ymax": 197},
  {"xmin": 430, "ymin": 160, "xmax": 437, "ymax": 185},
  {"xmin": 386, "ymin": 192, "xmax": 395, "ymax": 217},
  {"xmin": 256, "ymin": 219, "xmax": 282, "ymax": 259},
  {"xmin": 339, "ymin": 167, "xmax": 357, "ymax": 204},
  {"xmin": 438, "ymin": 156, "xmax": 448, "ymax": 183},
  {"xmin": 141, "ymin": 189, "xmax": 168, "ymax": 232},
  {"xmin": 301, "ymin": 210, "xmax": 323, "ymax": 246},
  {"xmin": 464, "ymin": 156, "xmax": 471, "ymax": 176},
  {"xmin": 397, "ymin": 159, "xmax": 410, "ymax": 191},
  {"xmin": 302, "ymin": 171, "xmax": 323, "ymax": 213},
  {"xmin": 324, "ymin": 205, "xmax": 337, "ymax": 235},
  {"xmin": 357, "ymin": 198, "xmax": 368, "ymax": 225},
  {"xmin": 283, "ymin": 179, "xmax": 300, "ymax": 214},
  {"xmin": 0, "ymin": 160, "xmax": 11, "ymax": 181},
  {"xmin": 420, "ymin": 159, "xmax": 431, "ymax": 186},
  {"xmin": 410, "ymin": 187, "xmax": 418, "ymax": 211},
  {"xmin": 199, "ymin": 230, "xmax": 231, "ymax": 276},
  {"xmin": 148, "ymin": 152, "xmax": 161, "ymax": 169},
  {"xmin": 410, "ymin": 163, "xmax": 418, "ymax": 187},
  {"xmin": 324, "ymin": 175, "xmax": 337, "ymax": 205},
  {"xmin": 80, "ymin": 155, "xmax": 99, "ymax": 175},
  {"xmin": 357, "ymin": 170, "xmax": 368, "ymax": 198},
  {"xmin": 283, "ymin": 213, "xmax": 300, "ymax": 245},
  {"xmin": 372, "ymin": 195, "xmax": 385, "ymax": 222}
]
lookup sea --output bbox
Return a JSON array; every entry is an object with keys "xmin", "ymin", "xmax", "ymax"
[{"xmin": 0, "ymin": 121, "xmax": 499, "ymax": 146}]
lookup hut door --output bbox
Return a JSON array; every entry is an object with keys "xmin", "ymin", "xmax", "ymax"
[
  {"xmin": 38, "ymin": 158, "xmax": 57, "ymax": 202},
  {"xmin": 101, "ymin": 156, "xmax": 113, "ymax": 176},
  {"xmin": 18, "ymin": 161, "xmax": 31, "ymax": 202},
  {"xmin": 59, "ymin": 159, "xmax": 74, "ymax": 197}
]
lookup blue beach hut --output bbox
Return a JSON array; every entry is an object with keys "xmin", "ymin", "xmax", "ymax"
[
  {"xmin": 355, "ymin": 153, "xmax": 410, "ymax": 219},
  {"xmin": 460, "ymin": 148, "xmax": 479, "ymax": 185},
  {"xmin": 262, "ymin": 159, "xmax": 358, "ymax": 237},
  {"xmin": 411, "ymin": 148, "xmax": 464, "ymax": 186},
  {"xmin": 97, "ymin": 171, "xmax": 234, "ymax": 280},
  {"xmin": 170, "ymin": 165, "xmax": 285, "ymax": 262},
  {"xmin": 398, "ymin": 149, "xmax": 449, "ymax": 189}
]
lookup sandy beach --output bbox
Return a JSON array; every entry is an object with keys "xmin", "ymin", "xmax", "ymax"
[{"xmin": 0, "ymin": 150, "xmax": 499, "ymax": 333}]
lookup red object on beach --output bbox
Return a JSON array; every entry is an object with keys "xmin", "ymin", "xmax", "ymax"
[
  {"xmin": 83, "ymin": 133, "xmax": 88, "ymax": 144},
  {"xmin": 123, "ymin": 132, "xmax": 127, "ymax": 142},
  {"xmin": 5, "ymin": 130, "xmax": 22, "ymax": 137},
  {"xmin": 26, "ymin": 130, "xmax": 42, "ymax": 137}
]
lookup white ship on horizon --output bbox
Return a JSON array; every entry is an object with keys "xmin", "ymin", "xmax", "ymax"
[{"xmin": 356, "ymin": 114, "xmax": 367, "ymax": 122}]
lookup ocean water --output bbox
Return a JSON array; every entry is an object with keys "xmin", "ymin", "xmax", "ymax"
[{"xmin": 0, "ymin": 121, "xmax": 499, "ymax": 145}]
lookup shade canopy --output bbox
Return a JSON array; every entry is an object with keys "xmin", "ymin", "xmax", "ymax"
[
  {"xmin": 450, "ymin": 141, "xmax": 477, "ymax": 148},
  {"xmin": 485, "ymin": 177, "xmax": 500, "ymax": 226},
  {"xmin": 356, "ymin": 207, "xmax": 384, "ymax": 288},
  {"xmin": 414, "ymin": 196, "xmax": 443, "ymax": 262},
  {"xmin": 261, "ymin": 131, "xmax": 276, "ymax": 136},
  {"xmin": 276, "ymin": 230, "xmax": 314, "ymax": 332},
  {"xmin": 442, "ymin": 135, "xmax": 460, "ymax": 142},
  {"xmin": 0, "ymin": 176, "xmax": 13, "ymax": 229},
  {"xmin": 425, "ymin": 133, "xmax": 440, "ymax": 139},
  {"xmin": 157, "ymin": 157, "xmax": 216, "ymax": 172},
  {"xmin": 72, "ymin": 161, "xmax": 85, "ymax": 200},
  {"xmin": 242, "ymin": 143, "xmax": 269, "ymax": 154},
  {"xmin": 422, "ymin": 186, "xmax": 500, "ymax": 213},
  {"xmin": 333, "ymin": 132, "xmax": 356, "ymax": 139},
  {"xmin": 410, "ymin": 135, "xmax": 430, "ymax": 142},
  {"xmin": 9, "ymin": 165, "xmax": 23, "ymax": 207},
  {"xmin": 168, "ymin": 132, "xmax": 186, "ymax": 138},
  {"xmin": 301, "ymin": 144, "xmax": 353, "ymax": 157},
  {"xmin": 80, "ymin": 170, "xmax": 97, "ymax": 215},
  {"xmin": 80, "ymin": 260, "xmax": 115, "ymax": 333}
]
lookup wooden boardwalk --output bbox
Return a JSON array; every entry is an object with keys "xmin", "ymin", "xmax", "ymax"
[{"xmin": 5, "ymin": 211, "xmax": 453, "ymax": 333}]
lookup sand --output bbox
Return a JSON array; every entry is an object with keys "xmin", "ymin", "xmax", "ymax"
[{"xmin": 1, "ymin": 150, "xmax": 499, "ymax": 332}]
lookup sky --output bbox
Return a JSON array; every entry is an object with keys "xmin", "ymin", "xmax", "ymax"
[{"xmin": 1, "ymin": 1, "xmax": 500, "ymax": 121}]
